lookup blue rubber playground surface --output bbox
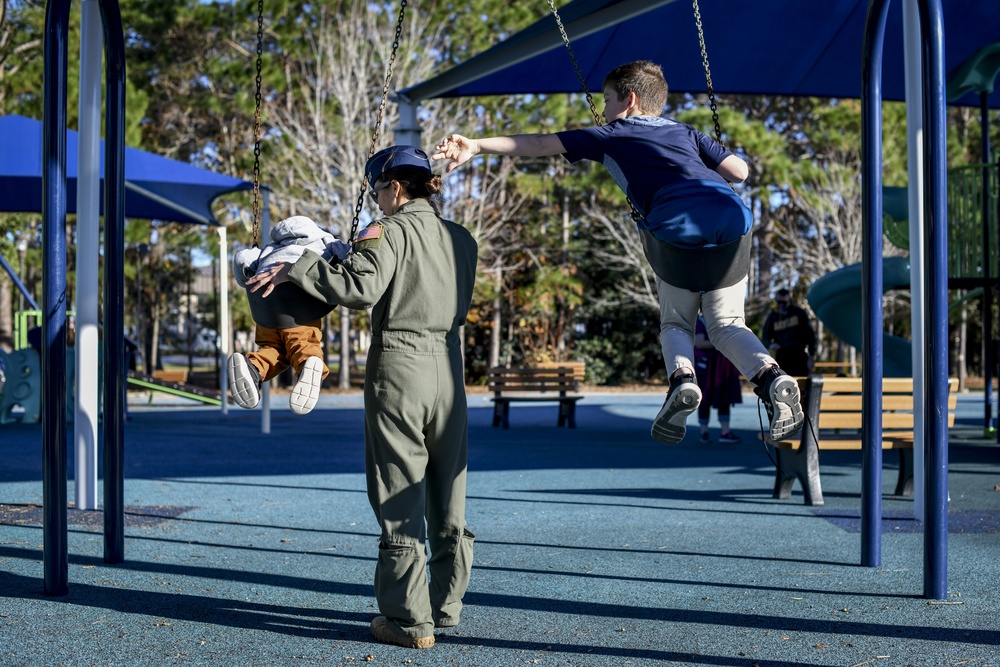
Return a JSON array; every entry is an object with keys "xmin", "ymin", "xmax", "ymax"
[{"xmin": 1, "ymin": 388, "xmax": 999, "ymax": 666}]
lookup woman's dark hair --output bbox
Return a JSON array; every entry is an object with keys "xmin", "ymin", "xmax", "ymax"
[{"xmin": 381, "ymin": 166, "xmax": 442, "ymax": 197}]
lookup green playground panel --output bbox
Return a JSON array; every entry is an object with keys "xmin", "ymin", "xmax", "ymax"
[{"xmin": 883, "ymin": 162, "xmax": 998, "ymax": 281}]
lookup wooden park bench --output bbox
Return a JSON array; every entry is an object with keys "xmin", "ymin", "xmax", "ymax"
[
  {"xmin": 152, "ymin": 369, "xmax": 190, "ymax": 385},
  {"xmin": 487, "ymin": 366, "xmax": 584, "ymax": 429},
  {"xmin": 763, "ymin": 376, "xmax": 957, "ymax": 506}
]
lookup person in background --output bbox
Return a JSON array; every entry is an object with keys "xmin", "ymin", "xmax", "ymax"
[
  {"xmin": 761, "ymin": 288, "xmax": 817, "ymax": 377},
  {"xmin": 694, "ymin": 315, "xmax": 744, "ymax": 443}
]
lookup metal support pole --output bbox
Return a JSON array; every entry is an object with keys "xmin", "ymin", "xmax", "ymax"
[
  {"xmin": 75, "ymin": 0, "xmax": 103, "ymax": 512},
  {"xmin": 218, "ymin": 226, "xmax": 230, "ymax": 416},
  {"xmin": 903, "ymin": 0, "xmax": 927, "ymax": 522},
  {"xmin": 0, "ymin": 253, "xmax": 38, "ymax": 311},
  {"xmin": 917, "ymin": 0, "xmax": 949, "ymax": 601},
  {"xmin": 981, "ymin": 92, "xmax": 994, "ymax": 437},
  {"xmin": 393, "ymin": 94, "xmax": 422, "ymax": 147},
  {"xmin": 860, "ymin": 0, "xmax": 891, "ymax": 569},
  {"xmin": 261, "ymin": 188, "xmax": 272, "ymax": 434},
  {"xmin": 41, "ymin": 0, "xmax": 72, "ymax": 597},
  {"xmin": 100, "ymin": 0, "xmax": 128, "ymax": 565}
]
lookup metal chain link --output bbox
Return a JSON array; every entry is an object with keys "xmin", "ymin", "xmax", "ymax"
[
  {"xmin": 547, "ymin": 0, "xmax": 643, "ymax": 222},
  {"xmin": 251, "ymin": 0, "xmax": 264, "ymax": 248},
  {"xmin": 547, "ymin": 0, "xmax": 601, "ymax": 126},
  {"xmin": 692, "ymin": 0, "xmax": 724, "ymax": 148},
  {"xmin": 348, "ymin": 0, "xmax": 407, "ymax": 250}
]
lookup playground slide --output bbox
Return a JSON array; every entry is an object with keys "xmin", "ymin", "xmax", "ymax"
[{"xmin": 807, "ymin": 257, "xmax": 913, "ymax": 377}]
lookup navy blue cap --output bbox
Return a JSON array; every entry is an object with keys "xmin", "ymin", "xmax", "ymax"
[{"xmin": 364, "ymin": 145, "xmax": 431, "ymax": 188}]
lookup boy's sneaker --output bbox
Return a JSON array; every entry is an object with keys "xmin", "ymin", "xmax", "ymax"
[
  {"xmin": 699, "ymin": 431, "xmax": 711, "ymax": 444},
  {"xmin": 290, "ymin": 356, "xmax": 324, "ymax": 415},
  {"xmin": 651, "ymin": 374, "xmax": 702, "ymax": 444},
  {"xmin": 719, "ymin": 432, "xmax": 742, "ymax": 444},
  {"xmin": 753, "ymin": 366, "xmax": 804, "ymax": 441},
  {"xmin": 229, "ymin": 353, "xmax": 262, "ymax": 409}
]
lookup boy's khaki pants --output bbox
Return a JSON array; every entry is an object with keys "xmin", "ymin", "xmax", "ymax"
[
  {"xmin": 657, "ymin": 275, "xmax": 776, "ymax": 381},
  {"xmin": 247, "ymin": 321, "xmax": 329, "ymax": 382},
  {"xmin": 363, "ymin": 341, "xmax": 474, "ymax": 638}
]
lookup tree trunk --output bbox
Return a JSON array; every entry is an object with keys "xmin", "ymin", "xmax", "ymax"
[
  {"xmin": 150, "ymin": 316, "xmax": 160, "ymax": 372},
  {"xmin": 557, "ymin": 191, "xmax": 570, "ymax": 354},
  {"xmin": 489, "ymin": 269, "xmax": 501, "ymax": 368},
  {"xmin": 338, "ymin": 306, "xmax": 351, "ymax": 390},
  {"xmin": 0, "ymin": 272, "xmax": 12, "ymax": 350},
  {"xmin": 815, "ymin": 319, "xmax": 825, "ymax": 362},
  {"xmin": 957, "ymin": 297, "xmax": 968, "ymax": 391}
]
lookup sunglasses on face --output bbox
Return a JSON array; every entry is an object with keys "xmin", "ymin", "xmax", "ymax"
[{"xmin": 369, "ymin": 181, "xmax": 392, "ymax": 202}]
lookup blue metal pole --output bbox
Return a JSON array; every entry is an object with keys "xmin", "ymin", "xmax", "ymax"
[
  {"xmin": 100, "ymin": 0, "xmax": 127, "ymax": 564},
  {"xmin": 0, "ymin": 254, "xmax": 40, "ymax": 311},
  {"xmin": 917, "ymin": 0, "xmax": 949, "ymax": 600},
  {"xmin": 860, "ymin": 0, "xmax": 891, "ymax": 568},
  {"xmin": 41, "ymin": 0, "xmax": 72, "ymax": 597},
  {"xmin": 981, "ymin": 92, "xmax": 994, "ymax": 438}
]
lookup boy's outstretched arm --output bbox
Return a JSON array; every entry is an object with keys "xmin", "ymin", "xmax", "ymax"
[
  {"xmin": 433, "ymin": 133, "xmax": 566, "ymax": 173},
  {"xmin": 717, "ymin": 154, "xmax": 749, "ymax": 184}
]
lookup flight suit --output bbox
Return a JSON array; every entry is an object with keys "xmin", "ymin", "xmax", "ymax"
[{"xmin": 285, "ymin": 198, "xmax": 478, "ymax": 638}]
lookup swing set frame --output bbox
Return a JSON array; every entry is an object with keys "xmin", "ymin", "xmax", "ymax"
[
  {"xmin": 248, "ymin": 0, "xmax": 409, "ymax": 250},
  {"xmin": 546, "ymin": 0, "xmax": 730, "ymax": 223}
]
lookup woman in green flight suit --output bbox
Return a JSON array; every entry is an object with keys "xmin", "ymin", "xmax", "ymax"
[{"xmin": 247, "ymin": 146, "xmax": 479, "ymax": 649}]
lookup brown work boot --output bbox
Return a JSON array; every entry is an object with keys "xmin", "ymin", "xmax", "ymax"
[{"xmin": 370, "ymin": 616, "xmax": 435, "ymax": 649}]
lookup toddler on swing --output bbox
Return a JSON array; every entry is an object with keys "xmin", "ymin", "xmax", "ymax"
[
  {"xmin": 228, "ymin": 215, "xmax": 349, "ymax": 414},
  {"xmin": 434, "ymin": 60, "xmax": 804, "ymax": 444}
]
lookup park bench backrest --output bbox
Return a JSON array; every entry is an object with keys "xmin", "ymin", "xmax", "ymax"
[
  {"xmin": 812, "ymin": 376, "xmax": 957, "ymax": 434},
  {"xmin": 487, "ymin": 367, "xmax": 579, "ymax": 397}
]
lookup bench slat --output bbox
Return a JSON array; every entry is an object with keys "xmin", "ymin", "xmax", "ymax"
[
  {"xmin": 819, "ymin": 377, "xmax": 958, "ymax": 393},
  {"xmin": 815, "ymin": 412, "xmax": 955, "ymax": 430},
  {"xmin": 493, "ymin": 396, "xmax": 584, "ymax": 403},
  {"xmin": 532, "ymin": 361, "xmax": 586, "ymax": 381}
]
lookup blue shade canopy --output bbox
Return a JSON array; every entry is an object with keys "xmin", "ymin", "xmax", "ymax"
[
  {"xmin": 403, "ymin": 0, "xmax": 1000, "ymax": 109},
  {"xmin": 0, "ymin": 114, "xmax": 252, "ymax": 225}
]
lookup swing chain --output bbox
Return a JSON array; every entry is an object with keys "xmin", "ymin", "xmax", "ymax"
[
  {"xmin": 547, "ymin": 0, "xmax": 601, "ymax": 127},
  {"xmin": 692, "ymin": 0, "xmax": 724, "ymax": 148},
  {"xmin": 548, "ymin": 0, "xmax": 643, "ymax": 223},
  {"xmin": 251, "ymin": 0, "xmax": 265, "ymax": 249},
  {"xmin": 348, "ymin": 0, "xmax": 408, "ymax": 249}
]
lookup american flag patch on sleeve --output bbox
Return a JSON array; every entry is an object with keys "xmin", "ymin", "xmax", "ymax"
[{"xmin": 356, "ymin": 225, "xmax": 383, "ymax": 242}]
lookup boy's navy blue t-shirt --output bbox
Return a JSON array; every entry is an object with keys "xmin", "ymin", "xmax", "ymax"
[{"xmin": 557, "ymin": 116, "xmax": 752, "ymax": 248}]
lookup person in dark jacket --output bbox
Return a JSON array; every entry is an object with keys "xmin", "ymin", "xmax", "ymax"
[{"xmin": 761, "ymin": 288, "xmax": 817, "ymax": 377}]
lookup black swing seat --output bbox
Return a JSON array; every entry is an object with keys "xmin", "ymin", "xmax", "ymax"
[
  {"xmin": 639, "ymin": 230, "xmax": 753, "ymax": 293},
  {"xmin": 245, "ymin": 282, "xmax": 334, "ymax": 330}
]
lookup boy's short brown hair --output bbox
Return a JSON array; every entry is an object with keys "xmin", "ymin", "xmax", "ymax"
[{"xmin": 603, "ymin": 60, "xmax": 668, "ymax": 116}]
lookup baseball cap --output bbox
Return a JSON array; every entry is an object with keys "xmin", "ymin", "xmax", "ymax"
[{"xmin": 364, "ymin": 145, "xmax": 431, "ymax": 188}]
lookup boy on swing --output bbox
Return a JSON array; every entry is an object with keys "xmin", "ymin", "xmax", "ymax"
[
  {"xmin": 229, "ymin": 215, "xmax": 349, "ymax": 415},
  {"xmin": 434, "ymin": 60, "xmax": 804, "ymax": 444}
]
